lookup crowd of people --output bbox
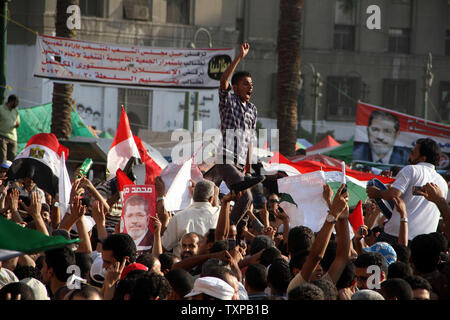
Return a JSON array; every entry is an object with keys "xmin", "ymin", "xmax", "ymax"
[
  {"xmin": 0, "ymin": 135, "xmax": 449, "ymax": 301},
  {"xmin": 0, "ymin": 43, "xmax": 449, "ymax": 301}
]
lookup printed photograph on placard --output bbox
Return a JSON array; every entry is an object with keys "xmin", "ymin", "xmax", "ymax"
[{"xmin": 120, "ymin": 184, "xmax": 156, "ymax": 252}]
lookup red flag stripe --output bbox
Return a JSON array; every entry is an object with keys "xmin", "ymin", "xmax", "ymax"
[{"xmin": 25, "ymin": 133, "xmax": 69, "ymax": 159}]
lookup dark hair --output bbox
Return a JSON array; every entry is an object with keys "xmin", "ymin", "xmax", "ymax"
[
  {"xmin": 380, "ymin": 278, "xmax": 413, "ymax": 300},
  {"xmin": 75, "ymin": 252, "xmax": 93, "ymax": 280},
  {"xmin": 311, "ymin": 278, "xmax": 338, "ymax": 300},
  {"xmin": 159, "ymin": 252, "xmax": 178, "ymax": 273},
  {"xmin": 129, "ymin": 272, "xmax": 171, "ymax": 300},
  {"xmin": 68, "ymin": 284, "xmax": 103, "ymax": 300},
  {"xmin": 231, "ymin": 71, "xmax": 252, "ymax": 86},
  {"xmin": 136, "ymin": 253, "xmax": 159, "ymax": 270},
  {"xmin": 260, "ymin": 247, "xmax": 282, "ymax": 267},
  {"xmin": 368, "ymin": 110, "xmax": 399, "ymax": 132},
  {"xmin": 287, "ymin": 226, "xmax": 314, "ymax": 255},
  {"xmin": 354, "ymin": 252, "xmax": 388, "ymax": 276},
  {"xmin": 404, "ymin": 275, "xmax": 432, "ymax": 292},
  {"xmin": 410, "ymin": 234, "xmax": 441, "ymax": 273},
  {"xmin": 245, "ymin": 263, "xmax": 267, "ymax": 292},
  {"xmin": 387, "ymin": 261, "xmax": 413, "ymax": 280},
  {"xmin": 321, "ymin": 240, "xmax": 337, "ymax": 272},
  {"xmin": 0, "ymin": 282, "xmax": 35, "ymax": 300},
  {"xmin": 390, "ymin": 243, "xmax": 411, "ymax": 264},
  {"xmin": 13, "ymin": 265, "xmax": 42, "ymax": 281},
  {"xmin": 250, "ymin": 235, "xmax": 275, "ymax": 255},
  {"xmin": 209, "ymin": 240, "xmax": 229, "ymax": 253},
  {"xmin": 165, "ymin": 269, "xmax": 194, "ymax": 298},
  {"xmin": 102, "ymin": 233, "xmax": 137, "ymax": 264},
  {"xmin": 267, "ymin": 258, "xmax": 292, "ymax": 295},
  {"xmin": 288, "ymin": 283, "xmax": 324, "ymax": 300},
  {"xmin": 289, "ymin": 250, "xmax": 309, "ymax": 275},
  {"xmin": 206, "ymin": 228, "xmax": 216, "ymax": 244},
  {"xmin": 44, "ymin": 247, "xmax": 76, "ymax": 282},
  {"xmin": 336, "ymin": 261, "xmax": 356, "ymax": 290},
  {"xmin": 429, "ymin": 232, "xmax": 448, "ymax": 253},
  {"xmin": 415, "ymin": 138, "xmax": 441, "ymax": 166},
  {"xmin": 7, "ymin": 94, "xmax": 18, "ymax": 104}
]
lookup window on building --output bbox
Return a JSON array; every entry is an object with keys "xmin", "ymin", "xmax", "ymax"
[
  {"xmin": 445, "ymin": 30, "xmax": 450, "ymax": 56},
  {"xmin": 123, "ymin": 0, "xmax": 152, "ymax": 21},
  {"xmin": 333, "ymin": 0, "xmax": 355, "ymax": 51},
  {"xmin": 326, "ymin": 76, "xmax": 360, "ymax": 118},
  {"xmin": 439, "ymin": 81, "xmax": 450, "ymax": 122},
  {"xmin": 118, "ymin": 89, "xmax": 151, "ymax": 134},
  {"xmin": 167, "ymin": 0, "xmax": 191, "ymax": 24},
  {"xmin": 382, "ymin": 79, "xmax": 415, "ymax": 114},
  {"xmin": 333, "ymin": 25, "xmax": 355, "ymax": 51},
  {"xmin": 79, "ymin": 0, "xmax": 104, "ymax": 17},
  {"xmin": 388, "ymin": 28, "xmax": 411, "ymax": 54}
]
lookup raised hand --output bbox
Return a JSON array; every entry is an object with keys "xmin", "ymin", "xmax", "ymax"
[
  {"xmin": 323, "ymin": 184, "xmax": 333, "ymax": 207},
  {"xmin": 29, "ymin": 191, "xmax": 42, "ymax": 219},
  {"xmin": 91, "ymin": 200, "xmax": 106, "ymax": 226},
  {"xmin": 392, "ymin": 196, "xmax": 407, "ymax": 219},
  {"xmin": 104, "ymin": 258, "xmax": 126, "ymax": 287},
  {"xmin": 155, "ymin": 176, "xmax": 166, "ymax": 197},
  {"xmin": 150, "ymin": 215, "xmax": 162, "ymax": 235},
  {"xmin": 329, "ymin": 184, "xmax": 348, "ymax": 219},
  {"xmin": 239, "ymin": 43, "xmax": 250, "ymax": 59},
  {"xmin": 416, "ymin": 183, "xmax": 445, "ymax": 204}
]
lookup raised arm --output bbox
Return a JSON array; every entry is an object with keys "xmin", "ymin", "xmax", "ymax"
[
  {"xmin": 327, "ymin": 203, "xmax": 351, "ymax": 284},
  {"xmin": 220, "ymin": 43, "xmax": 249, "ymax": 90},
  {"xmin": 151, "ymin": 215, "xmax": 163, "ymax": 257},
  {"xmin": 215, "ymin": 191, "xmax": 239, "ymax": 241},
  {"xmin": 417, "ymin": 183, "xmax": 450, "ymax": 240},
  {"xmin": 155, "ymin": 176, "xmax": 170, "ymax": 235},
  {"xmin": 392, "ymin": 197, "xmax": 408, "ymax": 246},
  {"xmin": 298, "ymin": 184, "xmax": 348, "ymax": 283},
  {"xmin": 28, "ymin": 191, "xmax": 49, "ymax": 236}
]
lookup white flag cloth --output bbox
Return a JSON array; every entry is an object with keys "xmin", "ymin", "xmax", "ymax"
[{"xmin": 58, "ymin": 151, "xmax": 72, "ymax": 217}]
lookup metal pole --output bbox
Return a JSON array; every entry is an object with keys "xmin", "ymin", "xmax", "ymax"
[
  {"xmin": 424, "ymin": 53, "xmax": 433, "ymax": 121},
  {"xmin": 193, "ymin": 91, "xmax": 199, "ymax": 125},
  {"xmin": 0, "ymin": 0, "xmax": 8, "ymax": 105},
  {"xmin": 183, "ymin": 92, "xmax": 190, "ymax": 130}
]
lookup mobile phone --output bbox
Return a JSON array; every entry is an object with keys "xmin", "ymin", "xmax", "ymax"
[
  {"xmin": 342, "ymin": 184, "xmax": 347, "ymax": 194},
  {"xmin": 228, "ymin": 239, "xmax": 236, "ymax": 250},
  {"xmin": 412, "ymin": 186, "xmax": 423, "ymax": 196}
]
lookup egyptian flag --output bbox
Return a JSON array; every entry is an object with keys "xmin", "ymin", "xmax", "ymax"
[
  {"xmin": 7, "ymin": 133, "xmax": 69, "ymax": 197},
  {"xmin": 107, "ymin": 106, "xmax": 141, "ymax": 180},
  {"xmin": 133, "ymin": 135, "xmax": 163, "ymax": 185}
]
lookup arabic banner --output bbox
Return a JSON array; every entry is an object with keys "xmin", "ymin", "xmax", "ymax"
[
  {"xmin": 120, "ymin": 184, "xmax": 156, "ymax": 252},
  {"xmin": 34, "ymin": 35, "xmax": 234, "ymax": 89},
  {"xmin": 353, "ymin": 102, "xmax": 450, "ymax": 170}
]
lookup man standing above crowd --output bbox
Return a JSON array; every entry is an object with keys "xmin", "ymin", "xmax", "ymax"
[
  {"xmin": 0, "ymin": 95, "xmax": 20, "ymax": 163},
  {"xmin": 367, "ymin": 138, "xmax": 448, "ymax": 245},
  {"xmin": 204, "ymin": 43, "xmax": 262, "ymax": 225}
]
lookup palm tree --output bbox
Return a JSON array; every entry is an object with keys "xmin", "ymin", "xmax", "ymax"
[
  {"xmin": 51, "ymin": 0, "xmax": 78, "ymax": 140},
  {"xmin": 276, "ymin": 0, "xmax": 303, "ymax": 157}
]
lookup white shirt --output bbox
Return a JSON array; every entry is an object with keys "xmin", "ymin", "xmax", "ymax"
[
  {"xmin": 384, "ymin": 162, "xmax": 448, "ymax": 239},
  {"xmin": 161, "ymin": 201, "xmax": 220, "ymax": 256}
]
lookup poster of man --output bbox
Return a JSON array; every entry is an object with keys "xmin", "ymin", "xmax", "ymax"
[
  {"xmin": 120, "ymin": 185, "xmax": 156, "ymax": 252},
  {"xmin": 353, "ymin": 102, "xmax": 450, "ymax": 170}
]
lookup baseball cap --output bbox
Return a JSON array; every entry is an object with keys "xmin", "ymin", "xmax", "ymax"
[
  {"xmin": 184, "ymin": 276, "xmax": 235, "ymax": 300},
  {"xmin": 363, "ymin": 241, "xmax": 397, "ymax": 266},
  {"xmin": 20, "ymin": 277, "xmax": 50, "ymax": 300},
  {"xmin": 0, "ymin": 161, "xmax": 11, "ymax": 170},
  {"xmin": 120, "ymin": 262, "xmax": 148, "ymax": 280}
]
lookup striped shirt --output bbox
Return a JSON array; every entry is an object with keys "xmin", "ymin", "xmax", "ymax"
[{"xmin": 218, "ymin": 85, "xmax": 257, "ymax": 165}]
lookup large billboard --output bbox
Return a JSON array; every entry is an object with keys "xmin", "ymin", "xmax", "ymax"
[
  {"xmin": 353, "ymin": 102, "xmax": 450, "ymax": 170},
  {"xmin": 34, "ymin": 35, "xmax": 234, "ymax": 89}
]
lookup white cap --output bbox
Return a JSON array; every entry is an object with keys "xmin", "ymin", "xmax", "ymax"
[
  {"xmin": 184, "ymin": 276, "xmax": 235, "ymax": 300},
  {"xmin": 20, "ymin": 277, "xmax": 50, "ymax": 300}
]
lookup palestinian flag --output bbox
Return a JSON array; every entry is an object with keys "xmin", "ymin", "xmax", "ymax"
[
  {"xmin": 7, "ymin": 133, "xmax": 69, "ymax": 196},
  {"xmin": 274, "ymin": 152, "xmax": 394, "ymax": 232},
  {"xmin": 349, "ymin": 200, "xmax": 365, "ymax": 234},
  {"xmin": 0, "ymin": 216, "xmax": 79, "ymax": 260}
]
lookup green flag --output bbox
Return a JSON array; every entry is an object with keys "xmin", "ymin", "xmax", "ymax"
[{"xmin": 0, "ymin": 217, "xmax": 79, "ymax": 260}]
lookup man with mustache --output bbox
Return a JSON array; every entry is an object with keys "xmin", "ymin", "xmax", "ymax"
[
  {"xmin": 123, "ymin": 194, "xmax": 153, "ymax": 252},
  {"xmin": 353, "ymin": 110, "xmax": 410, "ymax": 165}
]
